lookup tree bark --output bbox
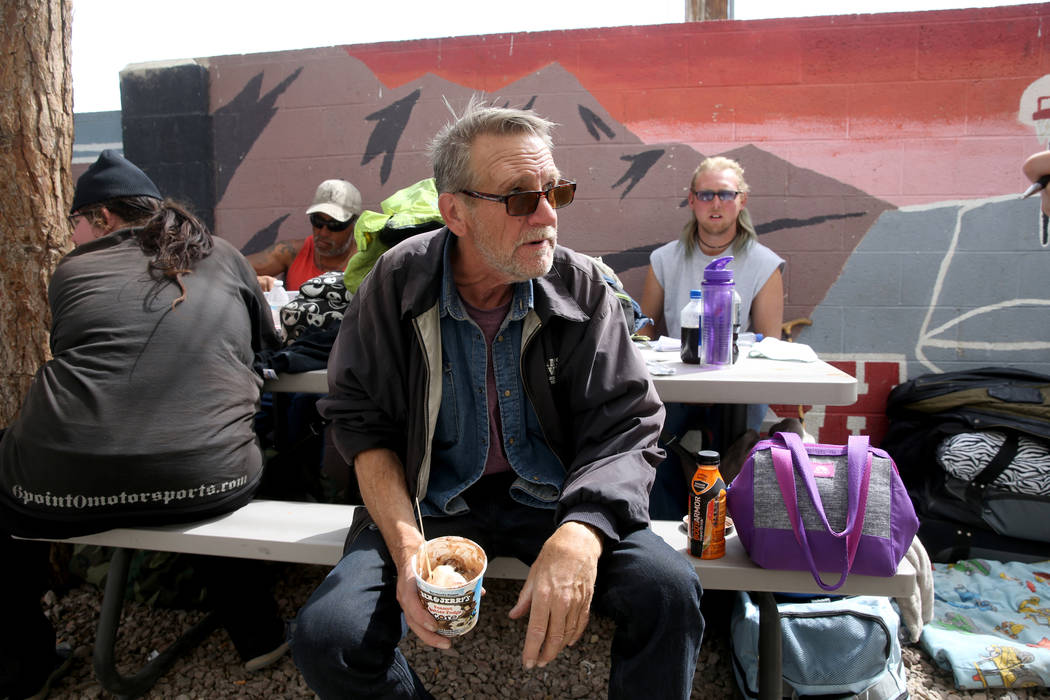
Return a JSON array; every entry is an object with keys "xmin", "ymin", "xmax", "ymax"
[
  {"xmin": 686, "ymin": 0, "xmax": 730, "ymax": 21},
  {"xmin": 0, "ymin": 0, "xmax": 74, "ymax": 424}
]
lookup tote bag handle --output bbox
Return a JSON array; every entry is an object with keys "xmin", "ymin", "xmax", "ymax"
[{"xmin": 769, "ymin": 432, "xmax": 872, "ymax": 591}]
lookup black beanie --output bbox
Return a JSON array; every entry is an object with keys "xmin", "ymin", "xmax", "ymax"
[{"xmin": 70, "ymin": 149, "xmax": 163, "ymax": 214}]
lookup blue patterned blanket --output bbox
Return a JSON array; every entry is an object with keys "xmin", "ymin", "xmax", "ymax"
[{"xmin": 921, "ymin": 559, "xmax": 1050, "ymax": 690}]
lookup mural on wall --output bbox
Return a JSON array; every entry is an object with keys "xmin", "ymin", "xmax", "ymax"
[
  {"xmin": 121, "ymin": 4, "xmax": 1050, "ymax": 443},
  {"xmin": 207, "ymin": 53, "xmax": 893, "ymax": 328},
  {"xmin": 813, "ymin": 193, "xmax": 1049, "ymax": 379},
  {"xmin": 361, "ymin": 89, "xmax": 421, "ymax": 185},
  {"xmin": 813, "ymin": 72, "xmax": 1050, "ymax": 381},
  {"xmin": 212, "ymin": 68, "xmax": 303, "ymax": 205}
]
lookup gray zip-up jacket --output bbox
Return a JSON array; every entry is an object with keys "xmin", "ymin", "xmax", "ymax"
[{"xmin": 319, "ymin": 228, "xmax": 665, "ymax": 541}]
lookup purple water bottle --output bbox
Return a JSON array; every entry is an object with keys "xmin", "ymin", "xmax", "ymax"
[{"xmin": 701, "ymin": 256, "xmax": 734, "ymax": 366}]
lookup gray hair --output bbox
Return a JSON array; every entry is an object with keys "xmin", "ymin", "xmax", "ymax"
[
  {"xmin": 679, "ymin": 156, "xmax": 756, "ymax": 256},
  {"xmin": 427, "ymin": 95, "xmax": 556, "ymax": 194}
]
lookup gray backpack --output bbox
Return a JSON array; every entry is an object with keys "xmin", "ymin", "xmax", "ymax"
[{"xmin": 730, "ymin": 592, "xmax": 908, "ymax": 699}]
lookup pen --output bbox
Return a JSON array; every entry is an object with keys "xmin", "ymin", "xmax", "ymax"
[{"xmin": 1021, "ymin": 174, "xmax": 1050, "ymax": 198}]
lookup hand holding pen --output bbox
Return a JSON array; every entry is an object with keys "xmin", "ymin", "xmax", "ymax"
[{"xmin": 1021, "ymin": 151, "xmax": 1050, "ymax": 216}]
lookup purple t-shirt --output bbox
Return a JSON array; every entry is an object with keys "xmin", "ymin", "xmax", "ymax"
[{"xmin": 462, "ymin": 298, "xmax": 513, "ymax": 476}]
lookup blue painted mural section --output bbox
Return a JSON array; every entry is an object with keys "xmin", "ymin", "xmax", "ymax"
[{"xmin": 810, "ymin": 195, "xmax": 1050, "ymax": 378}]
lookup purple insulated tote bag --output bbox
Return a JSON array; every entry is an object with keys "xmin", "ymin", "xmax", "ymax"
[{"xmin": 726, "ymin": 431, "xmax": 918, "ymax": 591}]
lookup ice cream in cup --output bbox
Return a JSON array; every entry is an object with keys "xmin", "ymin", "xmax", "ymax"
[{"xmin": 411, "ymin": 535, "xmax": 487, "ymax": 637}]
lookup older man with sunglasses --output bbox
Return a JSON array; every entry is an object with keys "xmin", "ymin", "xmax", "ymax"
[
  {"xmin": 291, "ymin": 99, "xmax": 704, "ymax": 699},
  {"xmin": 249, "ymin": 179, "xmax": 362, "ymax": 291}
]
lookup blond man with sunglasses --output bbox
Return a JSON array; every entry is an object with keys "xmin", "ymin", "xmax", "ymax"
[
  {"xmin": 250, "ymin": 179, "xmax": 362, "ymax": 291},
  {"xmin": 292, "ymin": 99, "xmax": 703, "ymax": 700},
  {"xmin": 640, "ymin": 156, "xmax": 785, "ymax": 521},
  {"xmin": 639, "ymin": 157, "xmax": 784, "ymax": 342}
]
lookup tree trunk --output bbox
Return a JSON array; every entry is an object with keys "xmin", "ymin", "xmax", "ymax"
[
  {"xmin": 686, "ymin": 0, "xmax": 730, "ymax": 21},
  {"xmin": 0, "ymin": 0, "xmax": 74, "ymax": 425}
]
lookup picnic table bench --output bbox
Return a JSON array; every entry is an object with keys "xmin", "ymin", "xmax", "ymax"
[{"xmin": 38, "ymin": 499, "xmax": 916, "ymax": 699}]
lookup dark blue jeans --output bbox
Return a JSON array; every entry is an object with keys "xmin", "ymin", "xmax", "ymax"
[{"xmin": 292, "ymin": 476, "xmax": 704, "ymax": 699}]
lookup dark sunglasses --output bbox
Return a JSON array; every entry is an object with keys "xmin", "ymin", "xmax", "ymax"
[
  {"xmin": 693, "ymin": 189, "xmax": 741, "ymax": 202},
  {"xmin": 460, "ymin": 179, "xmax": 576, "ymax": 217},
  {"xmin": 309, "ymin": 213, "xmax": 353, "ymax": 232}
]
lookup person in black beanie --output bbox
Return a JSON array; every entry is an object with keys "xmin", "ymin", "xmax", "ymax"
[
  {"xmin": 0, "ymin": 150, "xmax": 288, "ymax": 698},
  {"xmin": 68, "ymin": 149, "xmax": 162, "ymax": 246},
  {"xmin": 70, "ymin": 149, "xmax": 163, "ymax": 210}
]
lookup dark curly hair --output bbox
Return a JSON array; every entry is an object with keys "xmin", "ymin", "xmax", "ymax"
[{"xmin": 78, "ymin": 197, "xmax": 214, "ymax": 308}]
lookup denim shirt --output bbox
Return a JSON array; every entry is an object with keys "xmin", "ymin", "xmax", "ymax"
[{"xmin": 426, "ymin": 243, "xmax": 565, "ymax": 517}]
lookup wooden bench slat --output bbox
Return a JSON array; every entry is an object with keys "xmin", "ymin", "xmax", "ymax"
[{"xmin": 40, "ymin": 499, "xmax": 914, "ymax": 596}]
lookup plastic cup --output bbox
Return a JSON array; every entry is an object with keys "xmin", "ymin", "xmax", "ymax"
[{"xmin": 411, "ymin": 535, "xmax": 487, "ymax": 637}]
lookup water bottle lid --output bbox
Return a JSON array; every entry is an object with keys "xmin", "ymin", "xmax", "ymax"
[
  {"xmin": 703, "ymin": 256, "xmax": 734, "ymax": 284},
  {"xmin": 689, "ymin": 289, "xmax": 701, "ymax": 299}
]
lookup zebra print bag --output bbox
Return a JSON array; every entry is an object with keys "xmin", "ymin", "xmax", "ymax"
[
  {"xmin": 934, "ymin": 430, "xmax": 1050, "ymax": 543},
  {"xmin": 937, "ymin": 431, "xmax": 1050, "ymax": 497}
]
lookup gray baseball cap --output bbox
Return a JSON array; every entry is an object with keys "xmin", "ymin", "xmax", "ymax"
[{"xmin": 305, "ymin": 179, "xmax": 362, "ymax": 222}]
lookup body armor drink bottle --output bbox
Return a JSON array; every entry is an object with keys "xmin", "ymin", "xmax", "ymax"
[{"xmin": 689, "ymin": 450, "xmax": 727, "ymax": 559}]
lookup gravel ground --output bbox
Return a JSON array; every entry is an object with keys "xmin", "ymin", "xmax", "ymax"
[{"xmin": 37, "ymin": 562, "xmax": 1050, "ymax": 699}]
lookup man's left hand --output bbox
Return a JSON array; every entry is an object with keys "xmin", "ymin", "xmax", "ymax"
[{"xmin": 508, "ymin": 521, "xmax": 602, "ymax": 669}]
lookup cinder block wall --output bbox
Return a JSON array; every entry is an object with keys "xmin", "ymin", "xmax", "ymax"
[{"xmin": 119, "ymin": 4, "xmax": 1050, "ymax": 440}]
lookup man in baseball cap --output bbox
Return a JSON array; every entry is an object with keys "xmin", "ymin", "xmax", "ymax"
[{"xmin": 250, "ymin": 179, "xmax": 362, "ymax": 291}]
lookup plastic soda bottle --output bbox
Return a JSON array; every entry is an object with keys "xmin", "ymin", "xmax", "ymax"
[
  {"xmin": 264, "ymin": 279, "xmax": 290, "ymax": 331},
  {"xmin": 688, "ymin": 450, "xmax": 727, "ymax": 559},
  {"xmin": 679, "ymin": 289, "xmax": 702, "ymax": 364}
]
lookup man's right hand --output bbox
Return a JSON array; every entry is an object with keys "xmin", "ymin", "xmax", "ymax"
[
  {"xmin": 257, "ymin": 275, "xmax": 278, "ymax": 291},
  {"xmin": 354, "ymin": 448, "xmax": 453, "ymax": 650},
  {"xmin": 395, "ymin": 554, "xmax": 452, "ymax": 650}
]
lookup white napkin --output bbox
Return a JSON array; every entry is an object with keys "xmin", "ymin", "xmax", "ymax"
[
  {"xmin": 651, "ymin": 335, "xmax": 681, "ymax": 352},
  {"xmin": 747, "ymin": 337, "xmax": 819, "ymax": 362}
]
